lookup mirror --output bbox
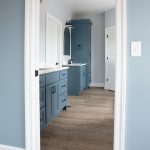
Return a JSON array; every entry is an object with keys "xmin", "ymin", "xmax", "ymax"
[{"xmin": 64, "ymin": 27, "xmax": 70, "ymax": 56}]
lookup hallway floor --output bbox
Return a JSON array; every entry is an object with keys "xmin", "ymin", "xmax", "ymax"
[{"xmin": 41, "ymin": 88, "xmax": 114, "ymax": 150}]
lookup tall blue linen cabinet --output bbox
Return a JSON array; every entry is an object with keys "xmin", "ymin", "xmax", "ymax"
[{"xmin": 71, "ymin": 19, "xmax": 92, "ymax": 87}]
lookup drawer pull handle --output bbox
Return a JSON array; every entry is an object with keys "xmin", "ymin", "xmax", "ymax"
[
  {"xmin": 62, "ymin": 99, "xmax": 66, "ymax": 102},
  {"xmin": 62, "ymin": 85, "xmax": 66, "ymax": 88},
  {"xmin": 62, "ymin": 74, "xmax": 66, "ymax": 76}
]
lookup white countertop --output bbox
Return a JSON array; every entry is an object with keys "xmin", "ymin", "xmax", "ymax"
[
  {"xmin": 39, "ymin": 67, "xmax": 69, "ymax": 75},
  {"xmin": 62, "ymin": 63, "xmax": 87, "ymax": 67}
]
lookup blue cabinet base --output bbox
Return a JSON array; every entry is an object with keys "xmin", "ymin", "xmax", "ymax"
[
  {"xmin": 40, "ymin": 69, "xmax": 68, "ymax": 129},
  {"xmin": 66, "ymin": 65, "xmax": 87, "ymax": 96}
]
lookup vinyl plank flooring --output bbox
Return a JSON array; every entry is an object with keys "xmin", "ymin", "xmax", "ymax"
[{"xmin": 41, "ymin": 88, "xmax": 114, "ymax": 150}]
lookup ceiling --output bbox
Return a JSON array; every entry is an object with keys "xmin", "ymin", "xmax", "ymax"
[{"xmin": 62, "ymin": 0, "xmax": 115, "ymax": 14}]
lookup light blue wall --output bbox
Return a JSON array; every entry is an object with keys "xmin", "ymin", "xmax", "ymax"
[
  {"xmin": 105, "ymin": 8, "xmax": 116, "ymax": 27},
  {"xmin": 126, "ymin": 0, "xmax": 150, "ymax": 150},
  {"xmin": 0, "ymin": 0, "xmax": 25, "ymax": 148}
]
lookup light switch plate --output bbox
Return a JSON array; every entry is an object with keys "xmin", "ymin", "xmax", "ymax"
[{"xmin": 131, "ymin": 41, "xmax": 141, "ymax": 56}]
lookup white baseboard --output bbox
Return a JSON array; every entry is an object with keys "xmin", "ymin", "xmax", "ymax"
[
  {"xmin": 89, "ymin": 83, "xmax": 105, "ymax": 87},
  {"xmin": 0, "ymin": 144, "xmax": 24, "ymax": 150}
]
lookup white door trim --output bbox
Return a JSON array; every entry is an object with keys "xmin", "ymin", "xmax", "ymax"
[
  {"xmin": 24, "ymin": 0, "xmax": 127, "ymax": 150},
  {"xmin": 105, "ymin": 26, "xmax": 116, "ymax": 90},
  {"xmin": 114, "ymin": 0, "xmax": 126, "ymax": 150},
  {"xmin": 24, "ymin": 0, "xmax": 40, "ymax": 150}
]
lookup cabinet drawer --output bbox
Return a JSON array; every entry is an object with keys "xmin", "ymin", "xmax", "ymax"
[
  {"xmin": 80, "ymin": 65, "xmax": 86, "ymax": 72},
  {"xmin": 40, "ymin": 75, "xmax": 46, "ymax": 88},
  {"xmin": 40, "ymin": 87, "xmax": 46, "ymax": 108},
  {"xmin": 58, "ymin": 79, "xmax": 67, "ymax": 95},
  {"xmin": 46, "ymin": 72, "xmax": 59, "ymax": 85},
  {"xmin": 60, "ymin": 69, "xmax": 68, "ymax": 80},
  {"xmin": 59, "ymin": 93, "xmax": 67, "ymax": 110},
  {"xmin": 40, "ymin": 107, "xmax": 46, "ymax": 128}
]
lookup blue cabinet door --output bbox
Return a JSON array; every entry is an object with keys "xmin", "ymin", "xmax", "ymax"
[
  {"xmin": 46, "ymin": 82, "xmax": 59, "ymax": 123},
  {"xmin": 53, "ymin": 84, "xmax": 59, "ymax": 117},
  {"xmin": 46, "ymin": 84, "xmax": 54, "ymax": 122},
  {"xmin": 40, "ymin": 87, "xmax": 46, "ymax": 108},
  {"xmin": 46, "ymin": 84, "xmax": 53, "ymax": 122},
  {"xmin": 40, "ymin": 107, "xmax": 46, "ymax": 128}
]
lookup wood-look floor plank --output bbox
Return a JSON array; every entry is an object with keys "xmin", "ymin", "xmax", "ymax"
[{"xmin": 41, "ymin": 88, "xmax": 114, "ymax": 150}]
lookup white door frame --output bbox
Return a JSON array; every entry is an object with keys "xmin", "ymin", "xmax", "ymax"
[
  {"xmin": 114, "ymin": 0, "xmax": 126, "ymax": 150},
  {"xmin": 105, "ymin": 26, "xmax": 116, "ymax": 91},
  {"xmin": 24, "ymin": 0, "xmax": 127, "ymax": 150},
  {"xmin": 25, "ymin": 0, "xmax": 40, "ymax": 150}
]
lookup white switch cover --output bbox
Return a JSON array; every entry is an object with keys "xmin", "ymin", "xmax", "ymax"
[{"xmin": 131, "ymin": 41, "xmax": 142, "ymax": 56}]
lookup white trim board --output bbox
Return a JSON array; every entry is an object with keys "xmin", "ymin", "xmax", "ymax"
[
  {"xmin": 0, "ymin": 145, "xmax": 24, "ymax": 150},
  {"xmin": 90, "ymin": 83, "xmax": 104, "ymax": 87},
  {"xmin": 24, "ymin": 0, "xmax": 40, "ymax": 150},
  {"xmin": 113, "ymin": 0, "xmax": 126, "ymax": 150}
]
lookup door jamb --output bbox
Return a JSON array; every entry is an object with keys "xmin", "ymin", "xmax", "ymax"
[
  {"xmin": 114, "ymin": 0, "xmax": 126, "ymax": 150},
  {"xmin": 24, "ymin": 0, "xmax": 127, "ymax": 150},
  {"xmin": 24, "ymin": 0, "xmax": 40, "ymax": 150},
  {"xmin": 105, "ymin": 26, "xmax": 116, "ymax": 90}
]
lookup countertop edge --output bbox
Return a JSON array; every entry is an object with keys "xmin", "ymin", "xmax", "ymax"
[
  {"xmin": 62, "ymin": 64, "xmax": 87, "ymax": 67},
  {"xmin": 39, "ymin": 67, "xmax": 69, "ymax": 75}
]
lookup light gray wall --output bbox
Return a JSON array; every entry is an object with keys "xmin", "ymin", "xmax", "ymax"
[
  {"xmin": 105, "ymin": 8, "xmax": 116, "ymax": 27},
  {"xmin": 125, "ymin": 0, "xmax": 150, "ymax": 150},
  {"xmin": 73, "ymin": 13, "xmax": 105, "ymax": 85},
  {"xmin": 40, "ymin": 0, "xmax": 73, "ymax": 68},
  {"xmin": 0, "ymin": 0, "xmax": 25, "ymax": 148}
]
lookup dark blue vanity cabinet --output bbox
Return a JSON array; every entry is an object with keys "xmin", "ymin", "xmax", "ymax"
[
  {"xmin": 71, "ymin": 19, "xmax": 92, "ymax": 87},
  {"xmin": 67, "ymin": 65, "xmax": 87, "ymax": 96},
  {"xmin": 39, "ymin": 69, "xmax": 68, "ymax": 129}
]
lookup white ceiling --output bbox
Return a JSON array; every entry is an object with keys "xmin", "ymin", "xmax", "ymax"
[{"xmin": 62, "ymin": 0, "xmax": 115, "ymax": 14}]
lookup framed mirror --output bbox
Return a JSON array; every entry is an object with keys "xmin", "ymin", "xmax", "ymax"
[{"xmin": 64, "ymin": 27, "xmax": 70, "ymax": 56}]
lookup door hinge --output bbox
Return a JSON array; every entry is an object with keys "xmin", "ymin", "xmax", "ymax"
[
  {"xmin": 107, "ymin": 78, "xmax": 109, "ymax": 82},
  {"xmin": 35, "ymin": 70, "xmax": 39, "ymax": 77}
]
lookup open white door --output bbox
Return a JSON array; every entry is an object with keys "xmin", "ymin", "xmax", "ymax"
[
  {"xmin": 46, "ymin": 13, "xmax": 62, "ymax": 68},
  {"xmin": 105, "ymin": 27, "xmax": 116, "ymax": 91}
]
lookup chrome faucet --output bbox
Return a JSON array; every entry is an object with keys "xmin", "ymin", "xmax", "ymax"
[{"xmin": 68, "ymin": 59, "xmax": 73, "ymax": 64}]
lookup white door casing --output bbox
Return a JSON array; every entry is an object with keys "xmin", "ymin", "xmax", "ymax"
[
  {"xmin": 25, "ymin": 0, "xmax": 40, "ymax": 150},
  {"xmin": 105, "ymin": 27, "xmax": 116, "ymax": 91}
]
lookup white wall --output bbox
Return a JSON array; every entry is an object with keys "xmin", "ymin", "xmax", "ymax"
[
  {"xmin": 73, "ymin": 13, "xmax": 105, "ymax": 87},
  {"xmin": 105, "ymin": 8, "xmax": 116, "ymax": 27},
  {"xmin": 40, "ymin": 0, "xmax": 73, "ymax": 68}
]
